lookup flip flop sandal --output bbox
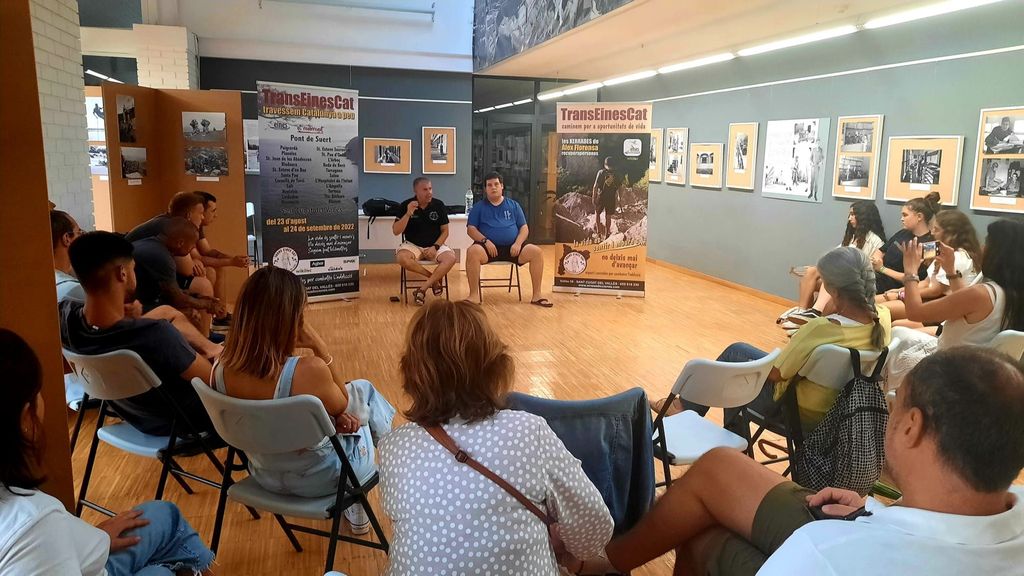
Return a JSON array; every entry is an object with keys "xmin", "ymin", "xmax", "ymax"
[
  {"xmin": 413, "ymin": 289, "xmax": 426, "ymax": 306},
  {"xmin": 649, "ymin": 397, "xmax": 684, "ymax": 417},
  {"xmin": 431, "ymin": 284, "xmax": 444, "ymax": 296},
  {"xmin": 530, "ymin": 298, "xmax": 554, "ymax": 308}
]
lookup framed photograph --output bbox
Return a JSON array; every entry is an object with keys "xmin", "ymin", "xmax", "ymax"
[
  {"xmin": 85, "ymin": 96, "xmax": 105, "ymax": 141},
  {"xmin": 116, "ymin": 94, "xmax": 136, "ymax": 144},
  {"xmin": 363, "ymin": 137, "xmax": 412, "ymax": 174},
  {"xmin": 883, "ymin": 136, "xmax": 964, "ymax": 206},
  {"xmin": 761, "ymin": 118, "xmax": 830, "ymax": 203},
  {"xmin": 422, "ymin": 126, "xmax": 456, "ymax": 174},
  {"xmin": 832, "ymin": 114, "xmax": 884, "ymax": 199},
  {"xmin": 648, "ymin": 129, "xmax": 663, "ymax": 182},
  {"xmin": 727, "ymin": 122, "xmax": 758, "ymax": 190},
  {"xmin": 970, "ymin": 106, "xmax": 1024, "ymax": 213},
  {"xmin": 88, "ymin": 144, "xmax": 108, "ymax": 175},
  {"xmin": 243, "ymin": 119, "xmax": 259, "ymax": 173},
  {"xmin": 689, "ymin": 143, "xmax": 723, "ymax": 188},
  {"xmin": 120, "ymin": 146, "xmax": 147, "ymax": 178},
  {"xmin": 664, "ymin": 127, "xmax": 689, "ymax": 186},
  {"xmin": 185, "ymin": 146, "xmax": 229, "ymax": 177},
  {"xmin": 182, "ymin": 111, "xmax": 227, "ymax": 142}
]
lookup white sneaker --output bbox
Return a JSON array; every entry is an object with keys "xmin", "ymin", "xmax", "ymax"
[{"xmin": 344, "ymin": 503, "xmax": 370, "ymax": 535}]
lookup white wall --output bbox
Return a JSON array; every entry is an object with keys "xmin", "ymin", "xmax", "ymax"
[
  {"xmin": 30, "ymin": 0, "xmax": 93, "ymax": 229},
  {"xmin": 155, "ymin": 0, "xmax": 473, "ymax": 72}
]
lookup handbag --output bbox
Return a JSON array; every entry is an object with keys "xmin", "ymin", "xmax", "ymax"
[{"xmin": 423, "ymin": 425, "xmax": 587, "ymax": 574}]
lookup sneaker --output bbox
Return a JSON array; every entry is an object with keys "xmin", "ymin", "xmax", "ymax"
[
  {"xmin": 788, "ymin": 308, "xmax": 822, "ymax": 321},
  {"xmin": 344, "ymin": 504, "xmax": 370, "ymax": 535},
  {"xmin": 208, "ymin": 332, "xmax": 226, "ymax": 345}
]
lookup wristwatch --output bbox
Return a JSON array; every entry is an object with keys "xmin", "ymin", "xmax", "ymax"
[{"xmin": 477, "ymin": 238, "xmax": 488, "ymax": 245}]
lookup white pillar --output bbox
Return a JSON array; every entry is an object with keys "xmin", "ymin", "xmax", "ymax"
[{"xmin": 133, "ymin": 24, "xmax": 199, "ymax": 90}]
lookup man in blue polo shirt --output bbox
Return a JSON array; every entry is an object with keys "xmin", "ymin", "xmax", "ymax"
[{"xmin": 466, "ymin": 172, "xmax": 552, "ymax": 307}]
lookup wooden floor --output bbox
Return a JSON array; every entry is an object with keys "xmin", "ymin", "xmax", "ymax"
[{"xmin": 64, "ymin": 246, "xmax": 1021, "ymax": 575}]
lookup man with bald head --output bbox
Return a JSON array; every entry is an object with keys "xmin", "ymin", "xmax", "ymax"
[{"xmin": 132, "ymin": 217, "xmax": 225, "ymax": 336}]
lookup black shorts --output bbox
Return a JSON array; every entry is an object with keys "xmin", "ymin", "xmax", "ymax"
[
  {"xmin": 490, "ymin": 243, "xmax": 533, "ymax": 266},
  {"xmin": 177, "ymin": 274, "xmax": 194, "ymax": 290},
  {"xmin": 597, "ymin": 193, "xmax": 616, "ymax": 213}
]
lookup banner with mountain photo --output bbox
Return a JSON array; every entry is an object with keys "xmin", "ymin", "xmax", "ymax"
[
  {"xmin": 257, "ymin": 81, "xmax": 360, "ymax": 301},
  {"xmin": 553, "ymin": 102, "xmax": 651, "ymax": 297}
]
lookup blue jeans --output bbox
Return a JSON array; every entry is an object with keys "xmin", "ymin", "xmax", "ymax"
[
  {"xmin": 681, "ymin": 342, "xmax": 779, "ymax": 436},
  {"xmin": 105, "ymin": 501, "xmax": 214, "ymax": 576},
  {"xmin": 343, "ymin": 378, "xmax": 397, "ymax": 485}
]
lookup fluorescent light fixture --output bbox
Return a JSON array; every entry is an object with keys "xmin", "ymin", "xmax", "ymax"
[
  {"xmin": 107, "ymin": 77, "xmax": 123, "ymax": 84},
  {"xmin": 85, "ymin": 69, "xmax": 108, "ymax": 80},
  {"xmin": 537, "ymin": 90, "xmax": 565, "ymax": 101},
  {"xmin": 563, "ymin": 82, "xmax": 603, "ymax": 95},
  {"xmin": 737, "ymin": 25, "xmax": 858, "ymax": 57},
  {"xmin": 493, "ymin": 102, "xmax": 514, "ymax": 109},
  {"xmin": 513, "ymin": 98, "xmax": 533, "ymax": 105},
  {"xmin": 658, "ymin": 52, "xmax": 735, "ymax": 74},
  {"xmin": 864, "ymin": 0, "xmax": 1006, "ymax": 29},
  {"xmin": 602, "ymin": 70, "xmax": 657, "ymax": 86},
  {"xmin": 477, "ymin": 106, "xmax": 495, "ymax": 113}
]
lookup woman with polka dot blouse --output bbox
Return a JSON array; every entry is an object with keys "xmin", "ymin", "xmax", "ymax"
[{"xmin": 378, "ymin": 300, "xmax": 614, "ymax": 575}]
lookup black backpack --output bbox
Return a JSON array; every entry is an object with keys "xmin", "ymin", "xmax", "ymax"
[
  {"xmin": 790, "ymin": 348, "xmax": 889, "ymax": 496},
  {"xmin": 361, "ymin": 198, "xmax": 403, "ymax": 237}
]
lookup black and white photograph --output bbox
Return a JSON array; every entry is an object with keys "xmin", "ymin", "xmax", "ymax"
[
  {"xmin": 667, "ymin": 129, "xmax": 687, "ymax": 153},
  {"xmin": 89, "ymin": 145, "xmax": 108, "ymax": 175},
  {"xmin": 900, "ymin": 149, "xmax": 942, "ymax": 184},
  {"xmin": 473, "ymin": 0, "xmax": 633, "ymax": 69},
  {"xmin": 666, "ymin": 154, "xmax": 682, "ymax": 175},
  {"xmin": 983, "ymin": 114, "xmax": 1024, "ymax": 154},
  {"xmin": 761, "ymin": 118, "xmax": 830, "ymax": 203},
  {"xmin": 116, "ymin": 94, "xmax": 136, "ymax": 143},
  {"xmin": 979, "ymin": 159, "xmax": 1022, "ymax": 197},
  {"xmin": 243, "ymin": 119, "xmax": 259, "ymax": 172},
  {"xmin": 120, "ymin": 146, "xmax": 146, "ymax": 178},
  {"xmin": 430, "ymin": 133, "xmax": 448, "ymax": 163},
  {"xmin": 85, "ymin": 96, "xmax": 105, "ymax": 141},
  {"xmin": 838, "ymin": 156, "xmax": 871, "ymax": 187},
  {"xmin": 376, "ymin": 145, "xmax": 402, "ymax": 166},
  {"xmin": 695, "ymin": 151, "xmax": 715, "ymax": 175},
  {"xmin": 664, "ymin": 128, "xmax": 688, "ymax": 185},
  {"xmin": 841, "ymin": 121, "xmax": 874, "ymax": 152},
  {"xmin": 185, "ymin": 146, "xmax": 229, "ymax": 177},
  {"xmin": 182, "ymin": 111, "xmax": 227, "ymax": 142}
]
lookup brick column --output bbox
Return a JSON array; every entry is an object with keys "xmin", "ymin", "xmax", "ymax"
[{"xmin": 133, "ymin": 24, "xmax": 199, "ymax": 90}]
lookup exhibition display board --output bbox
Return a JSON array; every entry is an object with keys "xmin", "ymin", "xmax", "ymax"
[
  {"xmin": 101, "ymin": 83, "xmax": 248, "ymax": 303},
  {"xmin": 553, "ymin": 102, "xmax": 651, "ymax": 297},
  {"xmin": 257, "ymin": 81, "xmax": 360, "ymax": 301}
]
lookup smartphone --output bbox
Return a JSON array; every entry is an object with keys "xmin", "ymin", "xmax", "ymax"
[{"xmin": 921, "ymin": 241, "xmax": 937, "ymax": 260}]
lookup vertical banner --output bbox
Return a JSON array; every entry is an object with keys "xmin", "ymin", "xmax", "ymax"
[
  {"xmin": 553, "ymin": 103, "xmax": 651, "ymax": 297},
  {"xmin": 257, "ymin": 81, "xmax": 360, "ymax": 300}
]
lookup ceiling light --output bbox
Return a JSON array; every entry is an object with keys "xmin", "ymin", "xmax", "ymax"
[
  {"xmin": 107, "ymin": 77, "xmax": 123, "ymax": 84},
  {"xmin": 477, "ymin": 106, "xmax": 495, "ymax": 113},
  {"xmin": 658, "ymin": 52, "xmax": 735, "ymax": 74},
  {"xmin": 513, "ymin": 98, "xmax": 533, "ymax": 105},
  {"xmin": 563, "ymin": 82, "xmax": 604, "ymax": 95},
  {"xmin": 537, "ymin": 90, "xmax": 565, "ymax": 101},
  {"xmin": 602, "ymin": 70, "xmax": 657, "ymax": 86},
  {"xmin": 493, "ymin": 102, "xmax": 514, "ymax": 109},
  {"xmin": 85, "ymin": 69, "xmax": 109, "ymax": 80},
  {"xmin": 737, "ymin": 25, "xmax": 858, "ymax": 57},
  {"xmin": 864, "ymin": 0, "xmax": 1006, "ymax": 29}
]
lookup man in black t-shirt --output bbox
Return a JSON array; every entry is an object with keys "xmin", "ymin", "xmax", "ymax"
[
  {"xmin": 59, "ymin": 231, "xmax": 215, "ymax": 436},
  {"xmin": 392, "ymin": 176, "xmax": 457, "ymax": 305}
]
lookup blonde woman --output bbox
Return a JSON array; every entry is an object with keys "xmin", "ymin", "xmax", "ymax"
[
  {"xmin": 378, "ymin": 300, "xmax": 613, "ymax": 575},
  {"xmin": 211, "ymin": 267, "xmax": 395, "ymax": 534}
]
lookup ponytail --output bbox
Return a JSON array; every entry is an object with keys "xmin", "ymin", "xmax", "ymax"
[{"xmin": 906, "ymin": 191, "xmax": 942, "ymax": 225}]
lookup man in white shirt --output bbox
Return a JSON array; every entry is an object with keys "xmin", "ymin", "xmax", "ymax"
[{"xmin": 603, "ymin": 345, "xmax": 1024, "ymax": 575}]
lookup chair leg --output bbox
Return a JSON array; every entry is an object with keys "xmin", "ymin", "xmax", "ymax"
[
  {"xmin": 274, "ymin": 514, "xmax": 303, "ymax": 552},
  {"xmin": 210, "ymin": 447, "xmax": 235, "ymax": 553},
  {"xmin": 514, "ymin": 265, "xmax": 522, "ymax": 301},
  {"xmin": 245, "ymin": 505, "xmax": 261, "ymax": 520},
  {"xmin": 76, "ymin": 401, "xmax": 108, "ymax": 516},
  {"xmin": 69, "ymin": 393, "xmax": 90, "ymax": 451},
  {"xmin": 166, "ymin": 459, "xmax": 195, "ymax": 495},
  {"xmin": 325, "ymin": 507, "xmax": 343, "ymax": 573},
  {"xmin": 507, "ymin": 264, "xmax": 514, "ymax": 293},
  {"xmin": 362, "ymin": 496, "xmax": 390, "ymax": 553},
  {"xmin": 400, "ymin": 267, "xmax": 407, "ymax": 304},
  {"xmin": 155, "ymin": 421, "xmax": 180, "ymax": 500}
]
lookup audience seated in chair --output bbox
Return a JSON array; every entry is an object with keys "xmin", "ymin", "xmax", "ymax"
[
  {"xmin": 192, "ymin": 191, "xmax": 251, "ymax": 328},
  {"xmin": 887, "ymin": 218, "xmax": 1024, "ymax": 388},
  {"xmin": 465, "ymin": 172, "xmax": 552, "ymax": 307},
  {"xmin": 59, "ymin": 231, "xmax": 216, "ymax": 436},
  {"xmin": 210, "ymin": 266, "xmax": 395, "ymax": 534},
  {"xmin": 131, "ymin": 217, "xmax": 226, "ymax": 338},
  {"xmin": 392, "ymin": 176, "xmax": 457, "ymax": 305},
  {"xmin": 658, "ymin": 246, "xmax": 891, "ymax": 435},
  {"xmin": 598, "ymin": 346, "xmax": 1024, "ymax": 576},
  {"xmin": 378, "ymin": 300, "xmax": 612, "ymax": 575},
  {"xmin": 870, "ymin": 192, "xmax": 939, "ymax": 294},
  {"xmin": 0, "ymin": 329, "xmax": 215, "ymax": 576}
]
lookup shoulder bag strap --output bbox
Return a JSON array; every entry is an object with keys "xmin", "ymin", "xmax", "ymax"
[{"xmin": 423, "ymin": 424, "xmax": 555, "ymax": 527}]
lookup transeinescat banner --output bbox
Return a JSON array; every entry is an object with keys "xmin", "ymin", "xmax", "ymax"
[
  {"xmin": 257, "ymin": 81, "xmax": 360, "ymax": 300},
  {"xmin": 553, "ymin": 103, "xmax": 651, "ymax": 297}
]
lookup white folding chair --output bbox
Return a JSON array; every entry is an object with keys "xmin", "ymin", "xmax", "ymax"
[
  {"xmin": 191, "ymin": 379, "xmax": 388, "ymax": 573},
  {"xmin": 63, "ymin": 349, "xmax": 226, "ymax": 517},
  {"xmin": 989, "ymin": 330, "xmax": 1024, "ymax": 361},
  {"xmin": 479, "ymin": 260, "xmax": 521, "ymax": 303},
  {"xmin": 652, "ymin": 348, "xmax": 781, "ymax": 486}
]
